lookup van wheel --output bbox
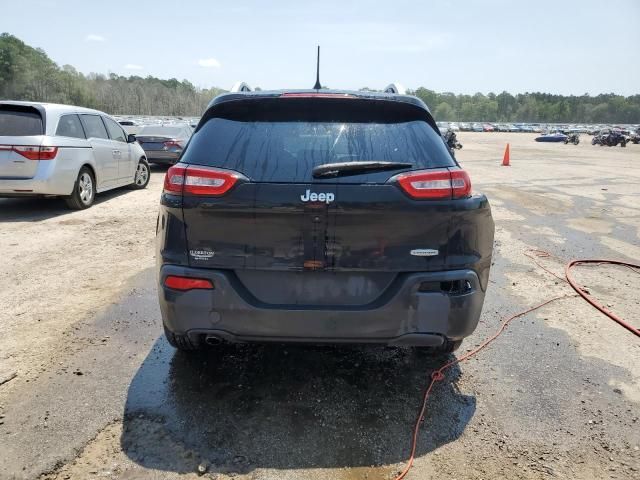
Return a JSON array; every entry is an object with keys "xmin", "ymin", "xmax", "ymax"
[
  {"xmin": 163, "ymin": 324, "xmax": 200, "ymax": 351},
  {"xmin": 65, "ymin": 167, "xmax": 95, "ymax": 209},
  {"xmin": 130, "ymin": 158, "xmax": 150, "ymax": 189}
]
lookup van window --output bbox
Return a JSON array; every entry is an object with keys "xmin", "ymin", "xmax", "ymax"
[
  {"xmin": 56, "ymin": 114, "xmax": 86, "ymax": 139},
  {"xmin": 103, "ymin": 117, "xmax": 127, "ymax": 142},
  {"xmin": 80, "ymin": 115, "xmax": 109, "ymax": 140},
  {"xmin": 0, "ymin": 106, "xmax": 44, "ymax": 136}
]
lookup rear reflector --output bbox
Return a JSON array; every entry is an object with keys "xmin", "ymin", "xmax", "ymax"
[
  {"xmin": 164, "ymin": 275, "xmax": 214, "ymax": 291},
  {"xmin": 393, "ymin": 168, "xmax": 471, "ymax": 200},
  {"xmin": 163, "ymin": 164, "xmax": 242, "ymax": 196},
  {"xmin": 6, "ymin": 145, "xmax": 58, "ymax": 160}
]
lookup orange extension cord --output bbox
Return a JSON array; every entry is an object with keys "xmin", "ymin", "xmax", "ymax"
[{"xmin": 393, "ymin": 252, "xmax": 640, "ymax": 480}]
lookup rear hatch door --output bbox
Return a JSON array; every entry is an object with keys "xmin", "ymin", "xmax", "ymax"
[
  {"xmin": 0, "ymin": 105, "xmax": 45, "ymax": 179},
  {"xmin": 179, "ymin": 96, "xmax": 463, "ymax": 305}
]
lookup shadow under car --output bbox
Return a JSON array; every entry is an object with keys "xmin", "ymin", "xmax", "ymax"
[{"xmin": 121, "ymin": 339, "xmax": 475, "ymax": 475}]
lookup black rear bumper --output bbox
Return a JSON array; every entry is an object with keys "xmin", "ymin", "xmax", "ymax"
[{"xmin": 158, "ymin": 265, "xmax": 486, "ymax": 346}]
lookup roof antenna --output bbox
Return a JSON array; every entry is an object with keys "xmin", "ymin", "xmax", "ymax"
[{"xmin": 313, "ymin": 46, "xmax": 321, "ymax": 90}]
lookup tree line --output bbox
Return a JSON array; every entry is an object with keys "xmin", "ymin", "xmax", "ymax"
[
  {"xmin": 1, "ymin": 33, "xmax": 639, "ymax": 123},
  {"xmin": 409, "ymin": 88, "xmax": 640, "ymax": 124},
  {"xmin": 0, "ymin": 33, "xmax": 223, "ymax": 116}
]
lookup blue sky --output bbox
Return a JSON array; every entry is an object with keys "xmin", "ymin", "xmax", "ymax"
[{"xmin": 2, "ymin": 0, "xmax": 639, "ymax": 95}]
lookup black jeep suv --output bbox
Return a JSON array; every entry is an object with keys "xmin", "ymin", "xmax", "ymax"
[{"xmin": 156, "ymin": 89, "xmax": 494, "ymax": 352}]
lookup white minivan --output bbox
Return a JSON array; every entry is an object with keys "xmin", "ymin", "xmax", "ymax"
[{"xmin": 0, "ymin": 101, "xmax": 150, "ymax": 209}]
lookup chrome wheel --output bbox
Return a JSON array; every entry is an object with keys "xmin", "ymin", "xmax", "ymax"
[
  {"xmin": 135, "ymin": 162, "xmax": 149, "ymax": 186},
  {"xmin": 78, "ymin": 172, "xmax": 93, "ymax": 205}
]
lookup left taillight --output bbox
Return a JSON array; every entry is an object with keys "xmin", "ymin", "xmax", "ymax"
[
  {"xmin": 163, "ymin": 164, "xmax": 186, "ymax": 194},
  {"xmin": 392, "ymin": 168, "xmax": 472, "ymax": 200},
  {"xmin": 164, "ymin": 275, "xmax": 214, "ymax": 291},
  {"xmin": 163, "ymin": 164, "xmax": 243, "ymax": 197},
  {"xmin": 9, "ymin": 146, "xmax": 58, "ymax": 160}
]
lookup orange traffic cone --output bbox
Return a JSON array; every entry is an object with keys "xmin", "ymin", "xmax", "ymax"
[{"xmin": 502, "ymin": 143, "xmax": 510, "ymax": 166}]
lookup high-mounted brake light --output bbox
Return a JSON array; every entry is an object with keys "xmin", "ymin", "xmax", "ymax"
[
  {"xmin": 4, "ymin": 145, "xmax": 58, "ymax": 160},
  {"xmin": 163, "ymin": 165, "xmax": 242, "ymax": 196},
  {"xmin": 280, "ymin": 93, "xmax": 356, "ymax": 99},
  {"xmin": 393, "ymin": 168, "xmax": 471, "ymax": 200},
  {"xmin": 164, "ymin": 275, "xmax": 214, "ymax": 291}
]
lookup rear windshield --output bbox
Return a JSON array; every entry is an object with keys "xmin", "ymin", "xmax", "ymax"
[
  {"xmin": 138, "ymin": 126, "xmax": 186, "ymax": 137},
  {"xmin": 0, "ymin": 107, "xmax": 44, "ymax": 136},
  {"xmin": 181, "ymin": 98, "xmax": 455, "ymax": 183}
]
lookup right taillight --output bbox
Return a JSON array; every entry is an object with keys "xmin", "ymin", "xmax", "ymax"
[
  {"xmin": 163, "ymin": 164, "xmax": 243, "ymax": 196},
  {"xmin": 450, "ymin": 169, "xmax": 471, "ymax": 198},
  {"xmin": 393, "ymin": 168, "xmax": 471, "ymax": 200}
]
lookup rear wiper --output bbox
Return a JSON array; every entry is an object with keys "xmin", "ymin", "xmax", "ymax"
[{"xmin": 312, "ymin": 161, "xmax": 413, "ymax": 178}]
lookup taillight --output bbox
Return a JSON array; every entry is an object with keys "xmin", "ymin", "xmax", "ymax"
[
  {"xmin": 393, "ymin": 168, "xmax": 471, "ymax": 200},
  {"xmin": 163, "ymin": 140, "xmax": 182, "ymax": 149},
  {"xmin": 11, "ymin": 146, "xmax": 58, "ymax": 160},
  {"xmin": 164, "ymin": 275, "xmax": 214, "ymax": 291},
  {"xmin": 163, "ymin": 165, "xmax": 186, "ymax": 193},
  {"xmin": 183, "ymin": 166, "xmax": 240, "ymax": 196},
  {"xmin": 450, "ymin": 169, "xmax": 472, "ymax": 198},
  {"xmin": 163, "ymin": 164, "xmax": 243, "ymax": 196}
]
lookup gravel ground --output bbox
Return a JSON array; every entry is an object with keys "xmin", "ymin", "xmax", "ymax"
[{"xmin": 0, "ymin": 133, "xmax": 638, "ymax": 480}]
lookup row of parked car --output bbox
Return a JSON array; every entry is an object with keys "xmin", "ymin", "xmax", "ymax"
[{"xmin": 437, "ymin": 121, "xmax": 640, "ymax": 135}]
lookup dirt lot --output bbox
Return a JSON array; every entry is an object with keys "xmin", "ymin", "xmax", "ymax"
[{"xmin": 0, "ymin": 133, "xmax": 639, "ymax": 479}]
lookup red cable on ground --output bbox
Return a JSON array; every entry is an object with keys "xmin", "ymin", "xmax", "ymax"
[
  {"xmin": 393, "ymin": 294, "xmax": 574, "ymax": 480},
  {"xmin": 566, "ymin": 259, "xmax": 640, "ymax": 337},
  {"xmin": 394, "ymin": 254, "xmax": 640, "ymax": 480}
]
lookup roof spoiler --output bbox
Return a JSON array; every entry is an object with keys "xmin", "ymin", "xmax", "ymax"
[
  {"xmin": 383, "ymin": 83, "xmax": 406, "ymax": 95},
  {"xmin": 230, "ymin": 82, "xmax": 253, "ymax": 93}
]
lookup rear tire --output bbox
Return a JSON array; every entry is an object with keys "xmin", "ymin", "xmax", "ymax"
[
  {"xmin": 415, "ymin": 338, "xmax": 462, "ymax": 356},
  {"xmin": 163, "ymin": 324, "xmax": 200, "ymax": 351},
  {"xmin": 129, "ymin": 158, "xmax": 150, "ymax": 189},
  {"xmin": 65, "ymin": 167, "xmax": 95, "ymax": 210}
]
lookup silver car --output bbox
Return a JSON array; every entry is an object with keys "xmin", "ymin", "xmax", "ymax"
[{"xmin": 0, "ymin": 101, "xmax": 150, "ymax": 209}]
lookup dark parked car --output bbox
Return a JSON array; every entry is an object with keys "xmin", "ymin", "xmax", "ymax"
[
  {"xmin": 156, "ymin": 89, "xmax": 495, "ymax": 354},
  {"xmin": 136, "ymin": 124, "xmax": 192, "ymax": 165}
]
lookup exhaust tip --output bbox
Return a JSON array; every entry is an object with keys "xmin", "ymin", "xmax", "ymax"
[{"xmin": 205, "ymin": 335, "xmax": 223, "ymax": 346}]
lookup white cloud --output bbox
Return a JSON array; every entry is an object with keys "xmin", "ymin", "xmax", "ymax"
[
  {"xmin": 124, "ymin": 64, "xmax": 144, "ymax": 70},
  {"xmin": 85, "ymin": 34, "xmax": 106, "ymax": 42},
  {"xmin": 198, "ymin": 58, "xmax": 221, "ymax": 68}
]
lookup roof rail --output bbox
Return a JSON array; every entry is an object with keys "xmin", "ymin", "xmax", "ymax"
[
  {"xmin": 230, "ymin": 82, "xmax": 253, "ymax": 93},
  {"xmin": 383, "ymin": 83, "xmax": 406, "ymax": 95}
]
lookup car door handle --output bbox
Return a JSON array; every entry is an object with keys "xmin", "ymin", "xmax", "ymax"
[{"xmin": 112, "ymin": 150, "xmax": 120, "ymax": 157}]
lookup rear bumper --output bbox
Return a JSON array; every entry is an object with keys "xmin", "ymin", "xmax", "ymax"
[
  {"xmin": 145, "ymin": 151, "xmax": 180, "ymax": 164},
  {"xmin": 0, "ymin": 160, "xmax": 74, "ymax": 196},
  {"xmin": 158, "ymin": 265, "xmax": 486, "ymax": 346}
]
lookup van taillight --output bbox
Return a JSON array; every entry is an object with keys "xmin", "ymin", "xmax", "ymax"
[
  {"xmin": 163, "ymin": 164, "xmax": 243, "ymax": 196},
  {"xmin": 7, "ymin": 146, "xmax": 58, "ymax": 160},
  {"xmin": 393, "ymin": 168, "xmax": 471, "ymax": 200}
]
